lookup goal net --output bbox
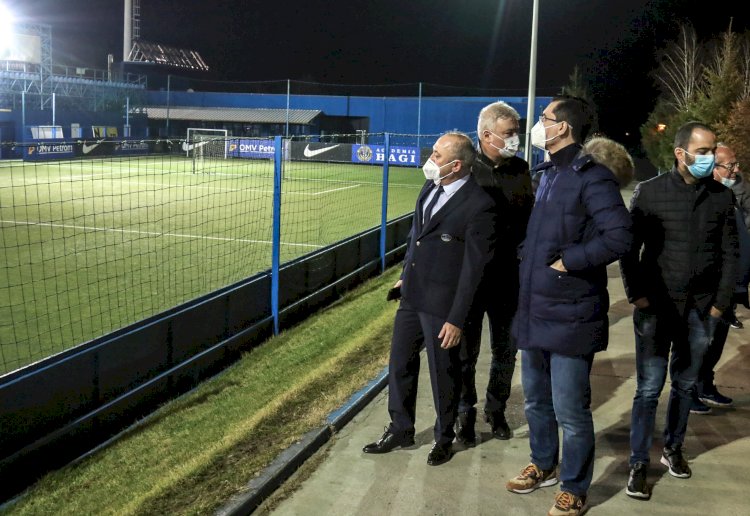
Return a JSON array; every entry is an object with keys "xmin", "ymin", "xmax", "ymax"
[
  {"xmin": 185, "ymin": 128, "xmax": 228, "ymax": 173},
  {"xmin": 30, "ymin": 125, "xmax": 65, "ymax": 139}
]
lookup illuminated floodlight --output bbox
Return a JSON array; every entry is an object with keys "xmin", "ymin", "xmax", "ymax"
[{"xmin": 0, "ymin": 3, "xmax": 15, "ymax": 52}]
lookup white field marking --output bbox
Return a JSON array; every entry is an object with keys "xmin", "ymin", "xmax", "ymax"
[
  {"xmin": 116, "ymin": 179, "xmax": 360, "ymax": 195},
  {"xmin": 4, "ymin": 162, "xmax": 421, "ymax": 188},
  {"xmin": 54, "ymin": 161, "xmax": 419, "ymax": 187},
  {"xmin": 0, "ymin": 220, "xmax": 323, "ymax": 248},
  {"xmin": 5, "ymin": 177, "xmax": 361, "ymax": 196}
]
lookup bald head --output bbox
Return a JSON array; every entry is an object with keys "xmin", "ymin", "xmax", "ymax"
[
  {"xmin": 713, "ymin": 144, "xmax": 740, "ymax": 184},
  {"xmin": 428, "ymin": 132, "xmax": 476, "ymax": 185}
]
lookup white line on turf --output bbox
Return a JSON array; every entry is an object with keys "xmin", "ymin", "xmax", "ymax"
[{"xmin": 0, "ymin": 220, "xmax": 323, "ymax": 248}]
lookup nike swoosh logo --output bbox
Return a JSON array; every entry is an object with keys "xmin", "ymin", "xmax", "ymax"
[
  {"xmin": 181, "ymin": 141, "xmax": 212, "ymax": 152},
  {"xmin": 303, "ymin": 144, "xmax": 339, "ymax": 157},
  {"xmin": 82, "ymin": 140, "xmax": 105, "ymax": 154}
]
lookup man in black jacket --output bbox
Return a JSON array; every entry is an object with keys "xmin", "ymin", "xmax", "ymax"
[
  {"xmin": 362, "ymin": 132, "xmax": 496, "ymax": 466},
  {"xmin": 620, "ymin": 122, "xmax": 738, "ymax": 500},
  {"xmin": 691, "ymin": 143, "xmax": 749, "ymax": 413},
  {"xmin": 455, "ymin": 101, "xmax": 533, "ymax": 443}
]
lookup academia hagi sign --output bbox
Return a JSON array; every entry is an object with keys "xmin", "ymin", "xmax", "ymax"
[{"xmin": 351, "ymin": 144, "xmax": 418, "ymax": 165}]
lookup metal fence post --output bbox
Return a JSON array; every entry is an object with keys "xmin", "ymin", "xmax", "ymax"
[
  {"xmin": 380, "ymin": 133, "xmax": 391, "ymax": 272},
  {"xmin": 271, "ymin": 135, "xmax": 282, "ymax": 334}
]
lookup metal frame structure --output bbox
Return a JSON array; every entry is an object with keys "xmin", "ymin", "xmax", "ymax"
[{"xmin": 1, "ymin": 21, "xmax": 147, "ymax": 112}]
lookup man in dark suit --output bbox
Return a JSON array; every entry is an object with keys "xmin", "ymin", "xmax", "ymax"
[{"xmin": 362, "ymin": 131, "xmax": 496, "ymax": 466}]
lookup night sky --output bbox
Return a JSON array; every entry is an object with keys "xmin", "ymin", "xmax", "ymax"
[{"xmin": 5, "ymin": 0, "xmax": 749, "ymax": 147}]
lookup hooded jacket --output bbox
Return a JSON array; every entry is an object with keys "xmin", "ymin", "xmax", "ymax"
[{"xmin": 512, "ymin": 143, "xmax": 633, "ymax": 356}]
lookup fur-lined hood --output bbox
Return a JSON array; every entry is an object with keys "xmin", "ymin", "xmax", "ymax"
[{"xmin": 582, "ymin": 137, "xmax": 635, "ymax": 188}]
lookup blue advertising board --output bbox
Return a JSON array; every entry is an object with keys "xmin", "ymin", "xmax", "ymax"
[
  {"xmin": 24, "ymin": 141, "xmax": 76, "ymax": 160},
  {"xmin": 227, "ymin": 139, "xmax": 275, "ymax": 159}
]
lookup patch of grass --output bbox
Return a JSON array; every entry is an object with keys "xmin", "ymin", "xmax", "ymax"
[{"xmin": 2, "ymin": 266, "xmax": 402, "ymax": 515}]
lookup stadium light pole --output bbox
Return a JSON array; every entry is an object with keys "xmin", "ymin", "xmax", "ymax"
[
  {"xmin": 417, "ymin": 82, "xmax": 422, "ymax": 158},
  {"xmin": 166, "ymin": 74, "xmax": 171, "ymax": 137},
  {"xmin": 524, "ymin": 0, "xmax": 539, "ymax": 164},
  {"xmin": 285, "ymin": 79, "xmax": 290, "ymax": 138}
]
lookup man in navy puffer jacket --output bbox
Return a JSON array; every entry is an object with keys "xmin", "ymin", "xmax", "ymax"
[{"xmin": 505, "ymin": 96, "xmax": 632, "ymax": 516}]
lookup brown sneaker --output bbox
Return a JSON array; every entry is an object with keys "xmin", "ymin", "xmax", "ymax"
[
  {"xmin": 548, "ymin": 490, "xmax": 587, "ymax": 516},
  {"xmin": 506, "ymin": 462, "xmax": 558, "ymax": 494}
]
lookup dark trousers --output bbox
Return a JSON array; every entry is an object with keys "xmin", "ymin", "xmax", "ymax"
[
  {"xmin": 696, "ymin": 305, "xmax": 733, "ymax": 394},
  {"xmin": 630, "ymin": 307, "xmax": 718, "ymax": 464},
  {"xmin": 387, "ymin": 299, "xmax": 462, "ymax": 446},
  {"xmin": 458, "ymin": 294, "xmax": 517, "ymax": 415}
]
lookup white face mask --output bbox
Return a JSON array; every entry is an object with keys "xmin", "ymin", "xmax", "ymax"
[
  {"xmin": 720, "ymin": 177, "xmax": 737, "ymax": 188},
  {"xmin": 422, "ymin": 159, "xmax": 457, "ymax": 185},
  {"xmin": 530, "ymin": 120, "xmax": 562, "ymax": 150},
  {"xmin": 488, "ymin": 132, "xmax": 520, "ymax": 158}
]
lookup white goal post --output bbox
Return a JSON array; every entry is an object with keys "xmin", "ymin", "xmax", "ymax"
[
  {"xmin": 184, "ymin": 128, "xmax": 228, "ymax": 159},
  {"xmin": 30, "ymin": 125, "xmax": 64, "ymax": 139}
]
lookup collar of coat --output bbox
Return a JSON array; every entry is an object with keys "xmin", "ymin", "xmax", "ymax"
[{"xmin": 531, "ymin": 143, "xmax": 594, "ymax": 174}]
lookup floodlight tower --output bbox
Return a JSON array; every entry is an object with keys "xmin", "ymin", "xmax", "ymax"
[
  {"xmin": 123, "ymin": 0, "xmax": 141, "ymax": 62},
  {"xmin": 0, "ymin": 3, "xmax": 14, "ymax": 52}
]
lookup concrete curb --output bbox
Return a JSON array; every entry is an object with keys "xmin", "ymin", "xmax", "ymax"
[{"xmin": 216, "ymin": 367, "xmax": 389, "ymax": 515}]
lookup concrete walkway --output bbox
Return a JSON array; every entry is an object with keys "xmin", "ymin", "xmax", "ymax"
[{"xmin": 265, "ymin": 264, "xmax": 750, "ymax": 515}]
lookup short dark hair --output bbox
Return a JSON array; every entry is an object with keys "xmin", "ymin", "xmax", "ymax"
[
  {"xmin": 551, "ymin": 95, "xmax": 596, "ymax": 143},
  {"xmin": 673, "ymin": 121, "xmax": 714, "ymax": 149}
]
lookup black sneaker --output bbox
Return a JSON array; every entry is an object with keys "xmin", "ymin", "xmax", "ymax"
[
  {"xmin": 660, "ymin": 446, "xmax": 691, "ymax": 478},
  {"xmin": 690, "ymin": 395, "xmax": 711, "ymax": 415},
  {"xmin": 625, "ymin": 462, "xmax": 650, "ymax": 500},
  {"xmin": 730, "ymin": 317, "xmax": 743, "ymax": 329},
  {"xmin": 699, "ymin": 388, "xmax": 733, "ymax": 407}
]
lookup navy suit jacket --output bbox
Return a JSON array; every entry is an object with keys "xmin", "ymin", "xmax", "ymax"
[{"xmin": 400, "ymin": 175, "xmax": 496, "ymax": 328}]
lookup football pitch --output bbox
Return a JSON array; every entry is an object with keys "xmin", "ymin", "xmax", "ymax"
[{"xmin": 0, "ymin": 155, "xmax": 423, "ymax": 374}]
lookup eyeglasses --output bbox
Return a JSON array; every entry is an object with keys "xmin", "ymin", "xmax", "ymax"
[
  {"xmin": 716, "ymin": 162, "xmax": 740, "ymax": 172},
  {"xmin": 539, "ymin": 114, "xmax": 558, "ymax": 124}
]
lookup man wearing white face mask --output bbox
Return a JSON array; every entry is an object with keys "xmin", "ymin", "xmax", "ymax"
[
  {"xmin": 454, "ymin": 101, "xmax": 533, "ymax": 444},
  {"xmin": 506, "ymin": 96, "xmax": 632, "ymax": 516},
  {"xmin": 620, "ymin": 122, "xmax": 737, "ymax": 500},
  {"xmin": 363, "ymin": 132, "xmax": 497, "ymax": 466}
]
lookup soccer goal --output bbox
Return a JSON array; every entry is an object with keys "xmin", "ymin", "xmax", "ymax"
[
  {"xmin": 185, "ymin": 128, "xmax": 228, "ymax": 173},
  {"xmin": 30, "ymin": 125, "xmax": 64, "ymax": 139}
]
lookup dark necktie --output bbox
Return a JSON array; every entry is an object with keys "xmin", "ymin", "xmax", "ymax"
[{"xmin": 422, "ymin": 185, "xmax": 444, "ymax": 227}]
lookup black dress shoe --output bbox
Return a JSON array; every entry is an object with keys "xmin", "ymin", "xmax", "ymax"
[
  {"xmin": 456, "ymin": 408, "xmax": 477, "ymax": 446},
  {"xmin": 485, "ymin": 410, "xmax": 511, "ymax": 440},
  {"xmin": 427, "ymin": 442, "xmax": 453, "ymax": 466},
  {"xmin": 363, "ymin": 427, "xmax": 415, "ymax": 454}
]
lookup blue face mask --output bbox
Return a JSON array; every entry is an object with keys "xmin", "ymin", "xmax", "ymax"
[{"xmin": 681, "ymin": 149, "xmax": 715, "ymax": 178}]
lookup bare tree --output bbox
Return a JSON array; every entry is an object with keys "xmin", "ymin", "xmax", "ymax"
[{"xmin": 654, "ymin": 23, "xmax": 702, "ymax": 111}]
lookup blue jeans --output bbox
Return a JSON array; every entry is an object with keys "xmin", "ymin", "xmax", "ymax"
[
  {"xmin": 629, "ymin": 307, "xmax": 718, "ymax": 465},
  {"xmin": 522, "ymin": 349, "xmax": 595, "ymax": 497}
]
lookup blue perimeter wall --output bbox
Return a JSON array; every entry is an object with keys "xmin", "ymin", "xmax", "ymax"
[{"xmin": 146, "ymin": 91, "xmax": 553, "ymax": 136}]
